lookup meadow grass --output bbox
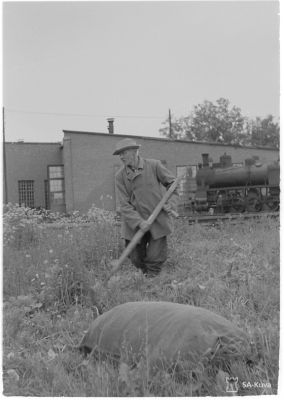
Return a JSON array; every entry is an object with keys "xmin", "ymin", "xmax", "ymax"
[{"xmin": 2, "ymin": 205, "xmax": 279, "ymax": 396}]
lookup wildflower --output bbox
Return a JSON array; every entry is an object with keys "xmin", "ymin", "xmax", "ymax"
[
  {"xmin": 7, "ymin": 369, "xmax": 19, "ymax": 382},
  {"xmin": 25, "ymin": 254, "xmax": 31, "ymax": 258},
  {"xmin": 47, "ymin": 348, "xmax": 57, "ymax": 361},
  {"xmin": 7, "ymin": 352, "xmax": 15, "ymax": 360},
  {"xmin": 43, "ymin": 260, "xmax": 48, "ymax": 265},
  {"xmin": 49, "ymin": 249, "xmax": 54, "ymax": 254}
]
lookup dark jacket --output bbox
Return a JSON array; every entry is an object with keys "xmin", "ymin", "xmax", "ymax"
[{"xmin": 115, "ymin": 157, "xmax": 179, "ymax": 240}]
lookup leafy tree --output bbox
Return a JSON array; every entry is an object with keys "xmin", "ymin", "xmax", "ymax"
[
  {"xmin": 189, "ymin": 98, "xmax": 247, "ymax": 144},
  {"xmin": 160, "ymin": 99, "xmax": 279, "ymax": 149},
  {"xmin": 250, "ymin": 115, "xmax": 279, "ymax": 148},
  {"xmin": 160, "ymin": 98, "xmax": 248, "ymax": 144},
  {"xmin": 159, "ymin": 114, "xmax": 192, "ymax": 140}
]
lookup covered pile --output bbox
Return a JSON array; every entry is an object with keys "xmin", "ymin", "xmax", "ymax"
[{"xmin": 79, "ymin": 301, "xmax": 251, "ymax": 370}]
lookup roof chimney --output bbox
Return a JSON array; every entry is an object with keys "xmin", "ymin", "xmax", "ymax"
[{"xmin": 107, "ymin": 118, "xmax": 114, "ymax": 134}]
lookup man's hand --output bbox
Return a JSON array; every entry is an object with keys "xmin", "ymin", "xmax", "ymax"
[
  {"xmin": 163, "ymin": 203, "xmax": 179, "ymax": 218},
  {"xmin": 139, "ymin": 220, "xmax": 151, "ymax": 233},
  {"xmin": 163, "ymin": 203, "xmax": 172, "ymax": 213}
]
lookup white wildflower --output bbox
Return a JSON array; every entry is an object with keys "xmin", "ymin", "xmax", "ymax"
[{"xmin": 7, "ymin": 369, "xmax": 20, "ymax": 382}]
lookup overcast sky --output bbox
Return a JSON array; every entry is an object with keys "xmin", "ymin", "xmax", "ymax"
[{"xmin": 3, "ymin": 0, "xmax": 280, "ymax": 143}]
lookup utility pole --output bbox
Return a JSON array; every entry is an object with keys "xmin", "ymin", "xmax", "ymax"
[
  {"xmin": 169, "ymin": 108, "xmax": 172, "ymax": 138},
  {"xmin": 3, "ymin": 107, "xmax": 8, "ymax": 203}
]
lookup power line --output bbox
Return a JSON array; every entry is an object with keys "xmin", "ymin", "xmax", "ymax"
[{"xmin": 5, "ymin": 108, "xmax": 165, "ymax": 120}]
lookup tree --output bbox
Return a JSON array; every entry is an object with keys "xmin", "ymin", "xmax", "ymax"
[
  {"xmin": 160, "ymin": 98, "xmax": 248, "ymax": 145},
  {"xmin": 190, "ymin": 98, "xmax": 248, "ymax": 144},
  {"xmin": 250, "ymin": 115, "xmax": 279, "ymax": 148},
  {"xmin": 159, "ymin": 114, "xmax": 193, "ymax": 140},
  {"xmin": 160, "ymin": 99, "xmax": 279, "ymax": 148}
]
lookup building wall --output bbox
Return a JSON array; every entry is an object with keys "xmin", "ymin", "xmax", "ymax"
[
  {"xmin": 63, "ymin": 132, "xmax": 118, "ymax": 213},
  {"xmin": 4, "ymin": 142, "xmax": 63, "ymax": 208},
  {"xmin": 63, "ymin": 131, "xmax": 279, "ymax": 213}
]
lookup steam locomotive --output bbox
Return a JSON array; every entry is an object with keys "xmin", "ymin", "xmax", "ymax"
[{"xmin": 192, "ymin": 153, "xmax": 280, "ymax": 214}]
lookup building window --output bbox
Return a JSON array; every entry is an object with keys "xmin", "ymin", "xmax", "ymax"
[
  {"xmin": 49, "ymin": 165, "xmax": 64, "ymax": 179},
  {"xmin": 176, "ymin": 165, "xmax": 197, "ymax": 179},
  {"xmin": 50, "ymin": 180, "xmax": 64, "ymax": 192},
  {"xmin": 48, "ymin": 165, "xmax": 65, "ymax": 205},
  {"xmin": 18, "ymin": 180, "xmax": 35, "ymax": 208}
]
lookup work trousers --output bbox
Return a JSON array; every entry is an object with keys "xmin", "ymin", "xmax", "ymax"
[{"xmin": 125, "ymin": 232, "xmax": 167, "ymax": 276}]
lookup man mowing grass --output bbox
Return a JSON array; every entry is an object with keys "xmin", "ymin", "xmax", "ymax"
[{"xmin": 113, "ymin": 138, "xmax": 179, "ymax": 277}]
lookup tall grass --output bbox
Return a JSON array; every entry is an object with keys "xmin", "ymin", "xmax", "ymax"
[{"xmin": 3, "ymin": 205, "xmax": 279, "ymax": 396}]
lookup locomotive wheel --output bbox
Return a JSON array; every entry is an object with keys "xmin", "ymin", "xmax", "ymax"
[
  {"xmin": 246, "ymin": 197, "xmax": 262, "ymax": 212},
  {"xmin": 231, "ymin": 198, "xmax": 245, "ymax": 213},
  {"xmin": 246, "ymin": 190, "xmax": 262, "ymax": 212},
  {"xmin": 266, "ymin": 199, "xmax": 279, "ymax": 211}
]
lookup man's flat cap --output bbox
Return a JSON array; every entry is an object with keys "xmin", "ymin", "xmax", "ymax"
[{"xmin": 113, "ymin": 138, "xmax": 141, "ymax": 155}]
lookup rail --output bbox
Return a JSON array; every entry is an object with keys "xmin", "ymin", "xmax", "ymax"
[{"xmin": 187, "ymin": 211, "xmax": 279, "ymax": 225}]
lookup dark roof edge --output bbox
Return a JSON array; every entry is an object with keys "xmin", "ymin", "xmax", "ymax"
[
  {"xmin": 5, "ymin": 142, "xmax": 62, "ymax": 145},
  {"xmin": 63, "ymin": 130, "xmax": 279, "ymax": 152}
]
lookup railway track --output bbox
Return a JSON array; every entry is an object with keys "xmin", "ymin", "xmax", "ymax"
[
  {"xmin": 186, "ymin": 211, "xmax": 279, "ymax": 225},
  {"xmin": 43, "ymin": 211, "xmax": 279, "ymax": 229}
]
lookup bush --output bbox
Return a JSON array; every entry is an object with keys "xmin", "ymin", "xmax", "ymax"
[{"xmin": 3, "ymin": 203, "xmax": 44, "ymax": 248}]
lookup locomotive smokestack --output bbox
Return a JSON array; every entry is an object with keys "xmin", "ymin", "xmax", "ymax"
[
  {"xmin": 202, "ymin": 153, "xmax": 209, "ymax": 167},
  {"xmin": 107, "ymin": 118, "xmax": 114, "ymax": 134}
]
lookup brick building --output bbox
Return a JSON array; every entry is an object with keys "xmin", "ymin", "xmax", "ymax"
[{"xmin": 3, "ymin": 130, "xmax": 279, "ymax": 215}]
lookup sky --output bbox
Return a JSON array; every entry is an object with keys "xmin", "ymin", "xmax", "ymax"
[{"xmin": 2, "ymin": 0, "xmax": 280, "ymax": 143}]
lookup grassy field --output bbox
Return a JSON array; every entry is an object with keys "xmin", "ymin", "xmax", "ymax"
[{"xmin": 2, "ymin": 205, "xmax": 280, "ymax": 396}]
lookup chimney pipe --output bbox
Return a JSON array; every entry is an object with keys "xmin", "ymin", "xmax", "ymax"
[{"xmin": 107, "ymin": 118, "xmax": 114, "ymax": 134}]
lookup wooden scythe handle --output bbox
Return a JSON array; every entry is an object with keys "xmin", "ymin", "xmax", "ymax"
[{"xmin": 104, "ymin": 175, "xmax": 182, "ymax": 283}]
